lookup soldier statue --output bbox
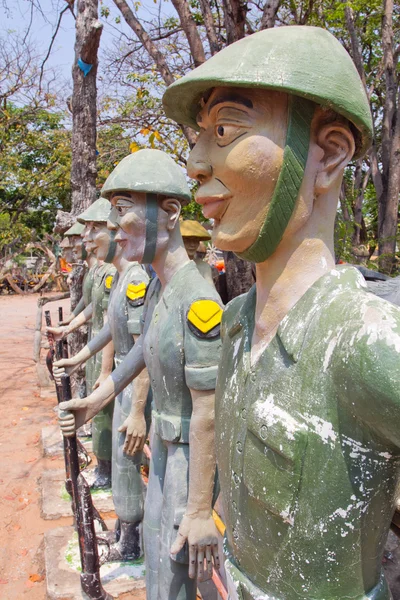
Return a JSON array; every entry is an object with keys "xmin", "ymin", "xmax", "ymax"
[
  {"xmin": 163, "ymin": 25, "xmax": 400, "ymax": 600},
  {"xmin": 58, "ymin": 221, "xmax": 93, "ymax": 326},
  {"xmin": 57, "ymin": 149, "xmax": 223, "ymax": 598},
  {"xmin": 48, "ymin": 199, "xmax": 116, "ymax": 488},
  {"xmin": 180, "ymin": 219, "xmax": 214, "ymax": 286}
]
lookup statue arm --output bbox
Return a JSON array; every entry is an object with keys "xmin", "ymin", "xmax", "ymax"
[
  {"xmin": 71, "ymin": 296, "xmax": 86, "ymax": 318},
  {"xmin": 53, "ymin": 322, "xmax": 112, "ymax": 382},
  {"xmin": 170, "ymin": 388, "xmax": 220, "ymax": 579},
  {"xmin": 93, "ymin": 314, "xmax": 114, "ymax": 389},
  {"xmin": 58, "ymin": 335, "xmax": 146, "ymax": 436},
  {"xmin": 118, "ymin": 334, "xmax": 150, "ymax": 456},
  {"xmin": 339, "ymin": 299, "xmax": 400, "ymax": 447},
  {"xmin": 46, "ymin": 303, "xmax": 93, "ymax": 340}
]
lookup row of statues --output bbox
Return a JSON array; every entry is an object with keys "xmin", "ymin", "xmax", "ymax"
[{"xmin": 47, "ymin": 25, "xmax": 400, "ymax": 600}]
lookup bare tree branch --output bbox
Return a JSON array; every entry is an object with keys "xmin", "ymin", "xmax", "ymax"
[
  {"xmin": 260, "ymin": 0, "xmax": 281, "ymax": 29},
  {"xmin": 112, "ymin": 0, "xmax": 197, "ymax": 145},
  {"xmin": 198, "ymin": 0, "xmax": 221, "ymax": 55},
  {"xmin": 170, "ymin": 0, "xmax": 206, "ymax": 66},
  {"xmin": 222, "ymin": 0, "xmax": 247, "ymax": 43},
  {"xmin": 39, "ymin": 5, "xmax": 71, "ymax": 92}
]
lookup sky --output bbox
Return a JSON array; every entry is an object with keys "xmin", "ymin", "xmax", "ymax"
[{"xmin": 0, "ymin": 0, "xmax": 175, "ymax": 91}]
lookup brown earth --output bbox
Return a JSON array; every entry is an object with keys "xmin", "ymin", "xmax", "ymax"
[
  {"xmin": 0, "ymin": 292, "xmax": 145, "ymax": 600},
  {"xmin": 0, "ymin": 292, "xmax": 69, "ymax": 599}
]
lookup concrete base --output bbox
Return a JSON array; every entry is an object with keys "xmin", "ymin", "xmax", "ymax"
[
  {"xmin": 41, "ymin": 469, "xmax": 115, "ymax": 520},
  {"xmin": 44, "ymin": 525, "xmax": 146, "ymax": 599},
  {"xmin": 42, "ymin": 425, "xmax": 92, "ymax": 458}
]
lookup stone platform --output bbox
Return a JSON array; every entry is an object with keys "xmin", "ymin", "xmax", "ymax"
[
  {"xmin": 41, "ymin": 469, "xmax": 115, "ymax": 520},
  {"xmin": 44, "ymin": 525, "xmax": 146, "ymax": 599},
  {"xmin": 41, "ymin": 425, "xmax": 92, "ymax": 458}
]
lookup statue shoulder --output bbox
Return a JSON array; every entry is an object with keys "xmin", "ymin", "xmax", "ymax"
[{"xmin": 221, "ymin": 292, "xmax": 249, "ymax": 340}]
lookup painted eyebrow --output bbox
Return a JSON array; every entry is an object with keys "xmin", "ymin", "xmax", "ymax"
[{"xmin": 208, "ymin": 93, "xmax": 253, "ymax": 114}]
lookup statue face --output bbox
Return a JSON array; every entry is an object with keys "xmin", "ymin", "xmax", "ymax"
[
  {"xmin": 183, "ymin": 236, "xmax": 200, "ymax": 259},
  {"xmin": 60, "ymin": 236, "xmax": 74, "ymax": 263},
  {"xmin": 109, "ymin": 193, "xmax": 147, "ymax": 263},
  {"xmin": 83, "ymin": 221, "xmax": 111, "ymax": 261},
  {"xmin": 187, "ymin": 87, "xmax": 287, "ymax": 253}
]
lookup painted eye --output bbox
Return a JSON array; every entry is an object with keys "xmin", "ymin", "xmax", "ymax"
[{"xmin": 214, "ymin": 123, "xmax": 247, "ymax": 147}]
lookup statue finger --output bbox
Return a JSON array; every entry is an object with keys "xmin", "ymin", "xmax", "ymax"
[
  {"xmin": 170, "ymin": 532, "xmax": 186, "ymax": 556},
  {"xmin": 125, "ymin": 435, "xmax": 136, "ymax": 456},
  {"xmin": 211, "ymin": 543, "xmax": 220, "ymax": 570},
  {"xmin": 205, "ymin": 544, "xmax": 213, "ymax": 576},
  {"xmin": 197, "ymin": 546, "xmax": 205, "ymax": 580},
  {"xmin": 133, "ymin": 434, "xmax": 143, "ymax": 454},
  {"xmin": 188, "ymin": 543, "xmax": 197, "ymax": 579}
]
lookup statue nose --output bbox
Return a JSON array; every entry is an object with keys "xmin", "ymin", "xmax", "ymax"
[{"xmin": 187, "ymin": 160, "xmax": 212, "ymax": 183}]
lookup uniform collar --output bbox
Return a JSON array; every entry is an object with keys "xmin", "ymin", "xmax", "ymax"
[
  {"xmin": 226, "ymin": 266, "xmax": 366, "ymax": 363},
  {"xmin": 162, "ymin": 260, "xmax": 197, "ymax": 309}
]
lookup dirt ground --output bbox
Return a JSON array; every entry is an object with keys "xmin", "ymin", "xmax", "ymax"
[
  {"xmin": 0, "ymin": 292, "xmax": 70, "ymax": 598},
  {"xmin": 0, "ymin": 292, "xmax": 148, "ymax": 600}
]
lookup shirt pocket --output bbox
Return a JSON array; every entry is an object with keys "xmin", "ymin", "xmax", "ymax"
[{"xmin": 243, "ymin": 398, "xmax": 308, "ymax": 523}]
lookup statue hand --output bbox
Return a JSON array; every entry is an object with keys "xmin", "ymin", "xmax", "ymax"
[
  {"xmin": 53, "ymin": 358, "xmax": 80, "ymax": 384},
  {"xmin": 170, "ymin": 512, "xmax": 220, "ymax": 580},
  {"xmin": 46, "ymin": 325, "xmax": 68, "ymax": 340},
  {"xmin": 58, "ymin": 398, "xmax": 94, "ymax": 437},
  {"xmin": 93, "ymin": 372, "xmax": 108, "ymax": 390},
  {"xmin": 59, "ymin": 314, "xmax": 73, "ymax": 326},
  {"xmin": 118, "ymin": 414, "xmax": 146, "ymax": 456}
]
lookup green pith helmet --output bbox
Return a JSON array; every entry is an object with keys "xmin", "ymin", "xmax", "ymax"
[
  {"xmin": 64, "ymin": 222, "xmax": 85, "ymax": 236},
  {"xmin": 101, "ymin": 149, "xmax": 192, "ymax": 264},
  {"xmin": 163, "ymin": 26, "xmax": 373, "ymax": 264},
  {"xmin": 77, "ymin": 198, "xmax": 112, "ymax": 224},
  {"xmin": 101, "ymin": 149, "xmax": 192, "ymax": 205},
  {"xmin": 163, "ymin": 26, "xmax": 372, "ymax": 158}
]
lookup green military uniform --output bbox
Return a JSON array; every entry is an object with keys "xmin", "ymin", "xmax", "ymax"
[
  {"xmin": 162, "ymin": 25, "xmax": 382, "ymax": 600},
  {"xmin": 217, "ymin": 266, "xmax": 400, "ymax": 600},
  {"xmin": 81, "ymin": 263, "xmax": 97, "ymax": 394},
  {"xmin": 76, "ymin": 198, "xmax": 117, "ymax": 473},
  {"xmin": 107, "ymin": 262, "xmax": 149, "ymax": 529},
  {"xmin": 90, "ymin": 263, "xmax": 116, "ymax": 460},
  {"xmin": 142, "ymin": 261, "xmax": 223, "ymax": 600}
]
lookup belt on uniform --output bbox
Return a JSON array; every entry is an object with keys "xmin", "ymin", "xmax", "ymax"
[{"xmin": 152, "ymin": 410, "xmax": 190, "ymax": 444}]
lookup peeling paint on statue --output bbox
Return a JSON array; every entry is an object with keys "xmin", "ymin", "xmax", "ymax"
[
  {"xmin": 101, "ymin": 149, "xmax": 223, "ymax": 599},
  {"xmin": 164, "ymin": 25, "xmax": 400, "ymax": 600}
]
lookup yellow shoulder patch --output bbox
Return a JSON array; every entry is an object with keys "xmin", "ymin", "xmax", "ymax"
[
  {"xmin": 187, "ymin": 300, "xmax": 222, "ymax": 334},
  {"xmin": 126, "ymin": 282, "xmax": 147, "ymax": 301},
  {"xmin": 105, "ymin": 275, "xmax": 113, "ymax": 290}
]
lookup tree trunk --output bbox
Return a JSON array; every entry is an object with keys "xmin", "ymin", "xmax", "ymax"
[
  {"xmin": 352, "ymin": 162, "xmax": 370, "ymax": 247},
  {"xmin": 260, "ymin": 0, "xmax": 281, "ymax": 29},
  {"xmin": 378, "ymin": 0, "xmax": 399, "ymax": 274},
  {"xmin": 223, "ymin": 251, "xmax": 254, "ymax": 302},
  {"xmin": 71, "ymin": 0, "xmax": 102, "ymax": 216},
  {"xmin": 70, "ymin": 0, "xmax": 102, "ymax": 394},
  {"xmin": 198, "ymin": 0, "xmax": 221, "ymax": 55},
  {"xmin": 170, "ymin": 0, "xmax": 206, "ymax": 66},
  {"xmin": 222, "ymin": 0, "xmax": 247, "ymax": 44}
]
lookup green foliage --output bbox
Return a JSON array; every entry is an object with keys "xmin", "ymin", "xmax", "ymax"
[
  {"xmin": 0, "ymin": 103, "xmax": 71, "ymax": 237},
  {"xmin": 0, "ymin": 213, "xmax": 32, "ymax": 254}
]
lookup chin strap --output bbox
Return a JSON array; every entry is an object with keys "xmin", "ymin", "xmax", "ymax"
[
  {"xmin": 81, "ymin": 243, "xmax": 87, "ymax": 261},
  {"xmin": 141, "ymin": 193, "xmax": 158, "ymax": 264},
  {"xmin": 236, "ymin": 96, "xmax": 315, "ymax": 264},
  {"xmin": 104, "ymin": 229, "xmax": 117, "ymax": 263}
]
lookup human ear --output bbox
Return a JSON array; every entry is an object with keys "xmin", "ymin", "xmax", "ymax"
[
  {"xmin": 314, "ymin": 123, "xmax": 355, "ymax": 194},
  {"xmin": 159, "ymin": 197, "xmax": 181, "ymax": 231}
]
